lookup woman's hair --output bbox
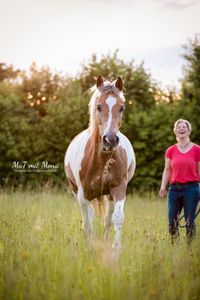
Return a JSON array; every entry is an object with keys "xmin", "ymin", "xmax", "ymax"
[{"xmin": 173, "ymin": 119, "xmax": 192, "ymax": 133}]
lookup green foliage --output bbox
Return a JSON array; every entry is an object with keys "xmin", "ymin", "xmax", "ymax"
[
  {"xmin": 0, "ymin": 63, "xmax": 20, "ymax": 81},
  {"xmin": 78, "ymin": 51, "xmax": 156, "ymax": 109},
  {"xmin": 181, "ymin": 35, "xmax": 200, "ymax": 145},
  {"xmin": 20, "ymin": 62, "xmax": 66, "ymax": 116},
  {"xmin": 181, "ymin": 34, "xmax": 200, "ymax": 105},
  {"xmin": 124, "ymin": 102, "xmax": 193, "ymax": 191},
  {"xmin": 0, "ymin": 81, "xmax": 42, "ymax": 186},
  {"xmin": 1, "ymin": 41, "xmax": 200, "ymax": 191},
  {"xmin": 0, "ymin": 76, "xmax": 90, "ymax": 188}
]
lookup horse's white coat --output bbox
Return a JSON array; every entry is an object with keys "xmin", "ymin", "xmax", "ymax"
[
  {"xmin": 64, "ymin": 129, "xmax": 90, "ymax": 187},
  {"xmin": 118, "ymin": 131, "xmax": 136, "ymax": 171},
  {"xmin": 104, "ymin": 198, "xmax": 115, "ymax": 240},
  {"xmin": 77, "ymin": 186, "xmax": 94, "ymax": 239},
  {"xmin": 112, "ymin": 199, "xmax": 125, "ymax": 249},
  {"xmin": 104, "ymin": 96, "xmax": 117, "ymax": 135}
]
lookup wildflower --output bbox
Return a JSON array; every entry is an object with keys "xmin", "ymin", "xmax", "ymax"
[
  {"xmin": 20, "ymin": 250, "xmax": 31, "ymax": 260},
  {"xmin": 88, "ymin": 266, "xmax": 93, "ymax": 273}
]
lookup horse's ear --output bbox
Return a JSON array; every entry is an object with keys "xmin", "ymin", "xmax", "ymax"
[
  {"xmin": 96, "ymin": 75, "xmax": 104, "ymax": 87},
  {"xmin": 115, "ymin": 76, "xmax": 123, "ymax": 91}
]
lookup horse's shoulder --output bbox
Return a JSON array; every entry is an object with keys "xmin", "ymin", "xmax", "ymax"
[
  {"xmin": 118, "ymin": 132, "xmax": 134, "ymax": 153},
  {"xmin": 65, "ymin": 129, "xmax": 90, "ymax": 166},
  {"xmin": 70, "ymin": 129, "xmax": 90, "ymax": 144},
  {"xmin": 118, "ymin": 131, "xmax": 135, "ymax": 167}
]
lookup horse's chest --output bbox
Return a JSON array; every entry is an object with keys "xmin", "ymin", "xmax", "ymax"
[
  {"xmin": 87, "ymin": 175, "xmax": 104, "ymax": 195},
  {"xmin": 80, "ymin": 164, "xmax": 126, "ymax": 200},
  {"xmin": 82, "ymin": 176, "xmax": 109, "ymax": 200}
]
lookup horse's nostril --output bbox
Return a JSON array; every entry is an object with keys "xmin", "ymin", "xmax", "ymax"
[
  {"xmin": 103, "ymin": 135, "xmax": 108, "ymax": 145},
  {"xmin": 115, "ymin": 136, "xmax": 119, "ymax": 145}
]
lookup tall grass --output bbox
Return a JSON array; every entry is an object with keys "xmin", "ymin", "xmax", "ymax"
[{"xmin": 0, "ymin": 191, "xmax": 199, "ymax": 300}]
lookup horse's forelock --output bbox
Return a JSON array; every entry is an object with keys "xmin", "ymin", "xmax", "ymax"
[{"xmin": 89, "ymin": 81, "xmax": 124, "ymax": 97}]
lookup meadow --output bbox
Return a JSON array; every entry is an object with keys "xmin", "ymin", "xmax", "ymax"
[{"xmin": 0, "ymin": 190, "xmax": 199, "ymax": 300}]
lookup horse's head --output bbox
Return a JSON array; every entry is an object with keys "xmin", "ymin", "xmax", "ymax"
[{"xmin": 89, "ymin": 75, "xmax": 125, "ymax": 153}]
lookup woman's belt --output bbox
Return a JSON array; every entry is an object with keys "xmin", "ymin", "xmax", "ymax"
[{"xmin": 170, "ymin": 181, "xmax": 199, "ymax": 186}]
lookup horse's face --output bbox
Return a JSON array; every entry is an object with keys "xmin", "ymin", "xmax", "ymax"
[{"xmin": 95, "ymin": 76, "xmax": 125, "ymax": 152}]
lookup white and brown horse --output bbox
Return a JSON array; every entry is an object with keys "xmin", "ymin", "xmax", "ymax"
[{"xmin": 64, "ymin": 75, "xmax": 136, "ymax": 249}]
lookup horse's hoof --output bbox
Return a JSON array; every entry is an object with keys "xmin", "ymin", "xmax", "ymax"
[{"xmin": 112, "ymin": 241, "xmax": 121, "ymax": 251}]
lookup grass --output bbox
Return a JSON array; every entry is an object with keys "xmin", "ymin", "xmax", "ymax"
[{"xmin": 0, "ymin": 190, "xmax": 200, "ymax": 300}]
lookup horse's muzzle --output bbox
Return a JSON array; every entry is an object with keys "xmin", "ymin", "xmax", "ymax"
[{"xmin": 102, "ymin": 133, "xmax": 119, "ymax": 152}]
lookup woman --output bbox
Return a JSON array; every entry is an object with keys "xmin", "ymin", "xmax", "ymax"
[{"xmin": 159, "ymin": 119, "xmax": 200, "ymax": 243}]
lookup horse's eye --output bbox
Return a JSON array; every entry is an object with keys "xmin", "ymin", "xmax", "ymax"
[
  {"xmin": 96, "ymin": 104, "xmax": 102, "ymax": 112},
  {"xmin": 119, "ymin": 105, "xmax": 125, "ymax": 113}
]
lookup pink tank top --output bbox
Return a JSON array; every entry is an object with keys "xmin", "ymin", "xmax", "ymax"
[{"xmin": 165, "ymin": 144, "xmax": 200, "ymax": 184}]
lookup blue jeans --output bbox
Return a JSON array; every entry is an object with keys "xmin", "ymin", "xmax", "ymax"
[{"xmin": 168, "ymin": 183, "xmax": 200, "ymax": 242}]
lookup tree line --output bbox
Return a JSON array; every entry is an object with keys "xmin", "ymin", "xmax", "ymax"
[{"xmin": 0, "ymin": 36, "xmax": 200, "ymax": 191}]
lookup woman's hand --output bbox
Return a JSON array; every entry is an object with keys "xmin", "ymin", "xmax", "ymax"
[
  {"xmin": 159, "ymin": 187, "xmax": 167, "ymax": 198},
  {"xmin": 159, "ymin": 158, "xmax": 170, "ymax": 199}
]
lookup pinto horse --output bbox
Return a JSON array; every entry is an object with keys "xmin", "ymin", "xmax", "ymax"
[{"xmin": 64, "ymin": 75, "xmax": 136, "ymax": 249}]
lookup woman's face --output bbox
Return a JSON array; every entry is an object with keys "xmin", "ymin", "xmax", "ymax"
[{"xmin": 174, "ymin": 121, "xmax": 190, "ymax": 139}]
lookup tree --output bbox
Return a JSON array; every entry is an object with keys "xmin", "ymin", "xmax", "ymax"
[
  {"xmin": 20, "ymin": 63, "xmax": 66, "ymax": 116},
  {"xmin": 0, "ymin": 63, "xmax": 20, "ymax": 81},
  {"xmin": 78, "ymin": 51, "xmax": 156, "ymax": 110},
  {"xmin": 180, "ymin": 35, "xmax": 200, "ymax": 143},
  {"xmin": 3, "ymin": 49, "xmax": 198, "ymax": 191},
  {"xmin": 181, "ymin": 34, "xmax": 200, "ymax": 105},
  {"xmin": 0, "ymin": 80, "xmax": 41, "ymax": 186}
]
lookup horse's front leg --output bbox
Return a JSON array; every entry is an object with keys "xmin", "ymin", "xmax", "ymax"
[
  {"xmin": 77, "ymin": 187, "xmax": 94, "ymax": 243},
  {"xmin": 104, "ymin": 196, "xmax": 115, "ymax": 240},
  {"xmin": 111, "ymin": 184, "xmax": 127, "ymax": 250},
  {"xmin": 112, "ymin": 199, "xmax": 125, "ymax": 249}
]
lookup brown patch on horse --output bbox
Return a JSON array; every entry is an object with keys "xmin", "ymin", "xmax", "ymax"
[
  {"xmin": 128, "ymin": 160, "xmax": 135, "ymax": 182},
  {"xmin": 65, "ymin": 164, "xmax": 78, "ymax": 194},
  {"xmin": 79, "ymin": 127, "xmax": 128, "ymax": 200}
]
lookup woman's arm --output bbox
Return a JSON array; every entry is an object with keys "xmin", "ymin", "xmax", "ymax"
[{"xmin": 159, "ymin": 158, "xmax": 171, "ymax": 198}]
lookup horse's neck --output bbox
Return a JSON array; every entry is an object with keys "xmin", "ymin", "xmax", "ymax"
[
  {"xmin": 89, "ymin": 126, "xmax": 101, "ymax": 151},
  {"xmin": 87, "ymin": 127, "xmax": 114, "ymax": 175}
]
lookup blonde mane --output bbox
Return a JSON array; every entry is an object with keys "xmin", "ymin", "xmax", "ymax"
[{"xmin": 89, "ymin": 80, "xmax": 125, "ymax": 129}]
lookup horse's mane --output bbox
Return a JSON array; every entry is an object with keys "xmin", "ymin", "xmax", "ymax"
[{"xmin": 89, "ymin": 80, "xmax": 125, "ymax": 129}]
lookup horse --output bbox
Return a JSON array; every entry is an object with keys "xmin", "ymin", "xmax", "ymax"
[{"xmin": 64, "ymin": 75, "xmax": 136, "ymax": 249}]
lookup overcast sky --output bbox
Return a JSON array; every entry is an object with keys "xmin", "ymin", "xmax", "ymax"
[{"xmin": 0, "ymin": 0, "xmax": 200, "ymax": 89}]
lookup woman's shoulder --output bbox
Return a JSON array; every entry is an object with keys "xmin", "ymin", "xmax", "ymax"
[
  {"xmin": 192, "ymin": 143, "xmax": 200, "ymax": 152},
  {"xmin": 191, "ymin": 143, "xmax": 200, "ymax": 161},
  {"xmin": 166, "ymin": 144, "xmax": 177, "ymax": 152},
  {"xmin": 165, "ymin": 144, "xmax": 177, "ymax": 157},
  {"xmin": 192, "ymin": 143, "xmax": 200, "ymax": 148}
]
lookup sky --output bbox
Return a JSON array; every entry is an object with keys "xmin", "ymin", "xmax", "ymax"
[{"xmin": 0, "ymin": 0, "xmax": 200, "ymax": 89}]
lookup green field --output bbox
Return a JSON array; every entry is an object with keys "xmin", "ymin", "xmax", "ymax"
[{"xmin": 0, "ymin": 191, "xmax": 199, "ymax": 300}]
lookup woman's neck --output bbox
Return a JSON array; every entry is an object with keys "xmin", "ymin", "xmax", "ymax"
[{"xmin": 177, "ymin": 138, "xmax": 190, "ymax": 149}]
